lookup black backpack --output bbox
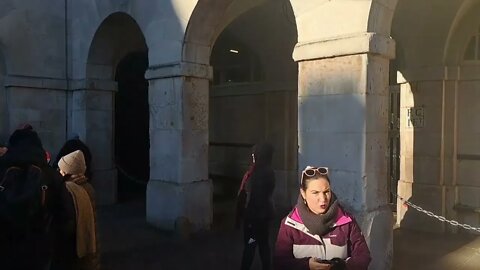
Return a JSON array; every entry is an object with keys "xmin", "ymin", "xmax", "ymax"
[{"xmin": 0, "ymin": 165, "xmax": 52, "ymax": 237}]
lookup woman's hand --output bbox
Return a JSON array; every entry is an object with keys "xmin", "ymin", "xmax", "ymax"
[{"xmin": 308, "ymin": 257, "xmax": 332, "ymax": 270}]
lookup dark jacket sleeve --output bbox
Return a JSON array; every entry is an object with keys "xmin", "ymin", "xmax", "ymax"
[
  {"xmin": 274, "ymin": 219, "xmax": 310, "ymax": 270},
  {"xmin": 346, "ymin": 219, "xmax": 371, "ymax": 270},
  {"xmin": 48, "ymin": 169, "xmax": 76, "ymax": 235},
  {"xmin": 61, "ymin": 181, "xmax": 76, "ymax": 234},
  {"xmin": 235, "ymin": 189, "xmax": 247, "ymax": 228}
]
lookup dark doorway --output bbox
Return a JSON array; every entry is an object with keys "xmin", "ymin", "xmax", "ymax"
[
  {"xmin": 209, "ymin": 0, "xmax": 297, "ymax": 230},
  {"xmin": 114, "ymin": 51, "xmax": 149, "ymax": 202}
]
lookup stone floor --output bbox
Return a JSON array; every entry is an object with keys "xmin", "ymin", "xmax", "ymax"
[
  {"xmin": 392, "ymin": 229, "xmax": 480, "ymax": 270},
  {"xmin": 97, "ymin": 199, "xmax": 480, "ymax": 270}
]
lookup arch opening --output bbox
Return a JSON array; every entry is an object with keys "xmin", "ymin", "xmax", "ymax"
[
  {"xmin": 114, "ymin": 51, "xmax": 149, "ymax": 202},
  {"xmin": 208, "ymin": 0, "xmax": 298, "ymax": 229},
  {"xmin": 85, "ymin": 12, "xmax": 149, "ymax": 203},
  {"xmin": 391, "ymin": 0, "xmax": 480, "ymax": 236},
  {"xmin": 449, "ymin": 4, "xmax": 480, "ymax": 233}
]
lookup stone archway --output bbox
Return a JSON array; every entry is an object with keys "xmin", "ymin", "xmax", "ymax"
[
  {"xmin": 78, "ymin": 12, "xmax": 148, "ymax": 205},
  {"xmin": 114, "ymin": 51, "xmax": 149, "ymax": 202},
  {"xmin": 392, "ymin": 0, "xmax": 480, "ymax": 237},
  {"xmin": 208, "ymin": 0, "xmax": 299, "ymax": 228},
  {"xmin": 185, "ymin": 0, "xmax": 397, "ymax": 269},
  {"xmin": 444, "ymin": 3, "xmax": 480, "ymax": 216}
]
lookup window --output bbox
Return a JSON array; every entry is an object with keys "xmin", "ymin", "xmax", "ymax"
[
  {"xmin": 464, "ymin": 27, "xmax": 480, "ymax": 61},
  {"xmin": 211, "ymin": 33, "xmax": 263, "ymax": 85}
]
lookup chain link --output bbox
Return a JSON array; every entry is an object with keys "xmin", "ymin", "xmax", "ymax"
[
  {"xmin": 116, "ymin": 164, "xmax": 148, "ymax": 186},
  {"xmin": 394, "ymin": 193, "xmax": 480, "ymax": 233}
]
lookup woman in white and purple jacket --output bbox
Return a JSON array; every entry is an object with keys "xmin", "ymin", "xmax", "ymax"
[{"xmin": 274, "ymin": 166, "xmax": 371, "ymax": 270}]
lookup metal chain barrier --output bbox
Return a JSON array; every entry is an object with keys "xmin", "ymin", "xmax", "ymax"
[
  {"xmin": 394, "ymin": 192, "xmax": 480, "ymax": 233},
  {"xmin": 116, "ymin": 164, "xmax": 148, "ymax": 186}
]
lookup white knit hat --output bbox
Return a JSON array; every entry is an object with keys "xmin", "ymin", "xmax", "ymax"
[{"xmin": 58, "ymin": 150, "xmax": 86, "ymax": 175}]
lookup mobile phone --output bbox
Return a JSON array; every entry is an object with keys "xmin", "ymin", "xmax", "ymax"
[{"xmin": 316, "ymin": 258, "xmax": 331, "ymax": 264}]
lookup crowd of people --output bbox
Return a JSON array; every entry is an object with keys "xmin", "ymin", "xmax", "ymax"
[
  {"xmin": 0, "ymin": 124, "xmax": 99, "ymax": 270},
  {"xmin": 0, "ymin": 125, "xmax": 370, "ymax": 270}
]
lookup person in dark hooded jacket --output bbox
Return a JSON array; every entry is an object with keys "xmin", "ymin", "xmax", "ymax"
[
  {"xmin": 239, "ymin": 142, "xmax": 276, "ymax": 270},
  {"xmin": 53, "ymin": 133, "xmax": 93, "ymax": 179},
  {"xmin": 0, "ymin": 126, "xmax": 71, "ymax": 270}
]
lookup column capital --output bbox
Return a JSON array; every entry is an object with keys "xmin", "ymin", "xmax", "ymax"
[
  {"xmin": 145, "ymin": 62, "xmax": 213, "ymax": 81},
  {"xmin": 293, "ymin": 32, "xmax": 395, "ymax": 62}
]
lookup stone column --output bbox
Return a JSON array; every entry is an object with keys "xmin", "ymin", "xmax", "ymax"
[
  {"xmin": 70, "ymin": 79, "xmax": 117, "ymax": 205},
  {"xmin": 145, "ymin": 62, "xmax": 212, "ymax": 231},
  {"xmin": 293, "ymin": 33, "xmax": 395, "ymax": 270}
]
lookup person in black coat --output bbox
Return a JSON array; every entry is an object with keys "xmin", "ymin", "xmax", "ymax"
[
  {"xmin": 0, "ymin": 126, "xmax": 71, "ymax": 270},
  {"xmin": 239, "ymin": 142, "xmax": 276, "ymax": 270}
]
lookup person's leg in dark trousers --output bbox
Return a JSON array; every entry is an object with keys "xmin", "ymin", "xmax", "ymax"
[
  {"xmin": 241, "ymin": 221, "xmax": 257, "ymax": 270},
  {"xmin": 240, "ymin": 219, "xmax": 271, "ymax": 270},
  {"xmin": 256, "ymin": 219, "xmax": 271, "ymax": 270}
]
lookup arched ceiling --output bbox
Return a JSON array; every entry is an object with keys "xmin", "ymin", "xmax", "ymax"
[{"xmin": 392, "ymin": 0, "xmax": 465, "ymax": 70}]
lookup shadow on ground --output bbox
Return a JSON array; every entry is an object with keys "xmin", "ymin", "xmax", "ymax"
[
  {"xmin": 98, "ymin": 197, "xmax": 280, "ymax": 270},
  {"xmin": 393, "ymin": 228, "xmax": 480, "ymax": 270},
  {"xmin": 98, "ymin": 200, "xmax": 480, "ymax": 270}
]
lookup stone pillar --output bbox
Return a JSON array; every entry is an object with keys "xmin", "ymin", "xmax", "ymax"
[
  {"xmin": 70, "ymin": 79, "xmax": 117, "ymax": 205},
  {"xmin": 293, "ymin": 33, "xmax": 395, "ymax": 270},
  {"xmin": 145, "ymin": 62, "xmax": 212, "ymax": 231}
]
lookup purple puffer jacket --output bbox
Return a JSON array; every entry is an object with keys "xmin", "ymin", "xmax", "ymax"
[{"xmin": 274, "ymin": 207, "xmax": 371, "ymax": 270}]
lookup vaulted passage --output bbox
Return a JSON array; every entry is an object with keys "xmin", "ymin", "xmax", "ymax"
[
  {"xmin": 115, "ymin": 51, "xmax": 149, "ymax": 202},
  {"xmin": 84, "ymin": 12, "xmax": 149, "ymax": 204},
  {"xmin": 209, "ymin": 0, "xmax": 298, "ymax": 228}
]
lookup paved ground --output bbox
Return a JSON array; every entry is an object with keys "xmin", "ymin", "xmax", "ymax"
[
  {"xmin": 392, "ymin": 229, "xmax": 480, "ymax": 270},
  {"xmin": 97, "ymin": 199, "xmax": 480, "ymax": 270}
]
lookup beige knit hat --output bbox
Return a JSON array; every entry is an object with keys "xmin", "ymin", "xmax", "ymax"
[{"xmin": 58, "ymin": 150, "xmax": 86, "ymax": 175}]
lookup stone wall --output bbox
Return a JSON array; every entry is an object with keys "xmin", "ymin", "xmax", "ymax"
[{"xmin": 0, "ymin": 0, "xmax": 67, "ymax": 152}]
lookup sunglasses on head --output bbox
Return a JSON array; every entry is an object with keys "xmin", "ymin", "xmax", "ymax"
[{"xmin": 302, "ymin": 166, "xmax": 329, "ymax": 177}]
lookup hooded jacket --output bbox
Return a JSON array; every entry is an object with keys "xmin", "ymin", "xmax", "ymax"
[
  {"xmin": 3, "ymin": 128, "xmax": 46, "ymax": 167},
  {"xmin": 244, "ymin": 143, "xmax": 276, "ymax": 221},
  {"xmin": 0, "ymin": 128, "xmax": 70, "ymax": 270},
  {"xmin": 274, "ymin": 206, "xmax": 371, "ymax": 270}
]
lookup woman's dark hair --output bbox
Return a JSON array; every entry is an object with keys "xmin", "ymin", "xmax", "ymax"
[{"xmin": 300, "ymin": 173, "xmax": 330, "ymax": 191}]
